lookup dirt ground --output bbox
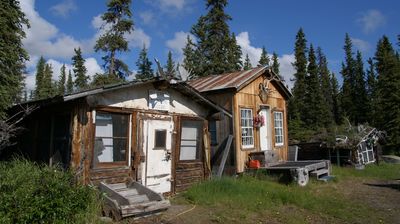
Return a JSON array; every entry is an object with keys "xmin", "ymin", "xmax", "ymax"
[{"xmin": 123, "ymin": 178, "xmax": 400, "ymax": 224}]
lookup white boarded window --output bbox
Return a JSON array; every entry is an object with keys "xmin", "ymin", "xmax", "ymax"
[
  {"xmin": 179, "ymin": 120, "xmax": 203, "ymax": 160},
  {"xmin": 274, "ymin": 111, "xmax": 284, "ymax": 146},
  {"xmin": 240, "ymin": 108, "xmax": 254, "ymax": 148},
  {"xmin": 94, "ymin": 112, "xmax": 129, "ymax": 164}
]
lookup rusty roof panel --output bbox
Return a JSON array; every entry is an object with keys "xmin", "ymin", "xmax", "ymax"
[{"xmin": 189, "ymin": 66, "xmax": 266, "ymax": 92}]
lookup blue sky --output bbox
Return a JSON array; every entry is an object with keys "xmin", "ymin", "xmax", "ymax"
[{"xmin": 21, "ymin": 0, "xmax": 400, "ymax": 91}]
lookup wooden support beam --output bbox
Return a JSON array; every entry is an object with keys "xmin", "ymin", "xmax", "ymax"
[{"xmin": 217, "ymin": 135, "xmax": 233, "ymax": 178}]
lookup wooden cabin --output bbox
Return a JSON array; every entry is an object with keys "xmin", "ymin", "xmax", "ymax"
[
  {"xmin": 189, "ymin": 66, "xmax": 292, "ymax": 173},
  {"xmin": 10, "ymin": 79, "xmax": 230, "ymax": 193}
]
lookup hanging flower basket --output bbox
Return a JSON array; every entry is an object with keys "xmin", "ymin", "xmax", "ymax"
[{"xmin": 253, "ymin": 114, "xmax": 265, "ymax": 128}]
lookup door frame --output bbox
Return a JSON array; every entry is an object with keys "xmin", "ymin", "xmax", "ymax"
[
  {"xmin": 259, "ymin": 105, "xmax": 272, "ymax": 151},
  {"xmin": 142, "ymin": 115, "xmax": 174, "ymax": 193}
]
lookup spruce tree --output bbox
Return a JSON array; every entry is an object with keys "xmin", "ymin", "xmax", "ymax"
[
  {"xmin": 353, "ymin": 51, "xmax": 368, "ymax": 124},
  {"xmin": 94, "ymin": 0, "xmax": 133, "ymax": 79},
  {"xmin": 164, "ymin": 51, "xmax": 176, "ymax": 78},
  {"xmin": 304, "ymin": 44, "xmax": 325, "ymax": 128},
  {"xmin": 374, "ymin": 36, "xmax": 400, "ymax": 147},
  {"xmin": 340, "ymin": 33, "xmax": 356, "ymax": 122},
  {"xmin": 57, "ymin": 64, "xmax": 66, "ymax": 95},
  {"xmin": 289, "ymin": 28, "xmax": 308, "ymax": 122},
  {"xmin": 34, "ymin": 56, "xmax": 46, "ymax": 99},
  {"xmin": 186, "ymin": 0, "xmax": 241, "ymax": 76},
  {"xmin": 182, "ymin": 35, "xmax": 199, "ymax": 79},
  {"xmin": 72, "ymin": 48, "xmax": 88, "ymax": 90},
  {"xmin": 135, "ymin": 45, "xmax": 153, "ymax": 80},
  {"xmin": 258, "ymin": 46, "xmax": 270, "ymax": 66},
  {"xmin": 227, "ymin": 33, "xmax": 243, "ymax": 71},
  {"xmin": 66, "ymin": 69, "xmax": 74, "ymax": 94},
  {"xmin": 366, "ymin": 58, "xmax": 377, "ymax": 124},
  {"xmin": 243, "ymin": 54, "xmax": 252, "ymax": 70},
  {"xmin": 271, "ymin": 52, "xmax": 281, "ymax": 79},
  {"xmin": 316, "ymin": 47, "xmax": 334, "ymax": 127},
  {"xmin": 330, "ymin": 73, "xmax": 342, "ymax": 124},
  {"xmin": 0, "ymin": 0, "xmax": 29, "ymax": 117},
  {"xmin": 42, "ymin": 63, "xmax": 54, "ymax": 98}
]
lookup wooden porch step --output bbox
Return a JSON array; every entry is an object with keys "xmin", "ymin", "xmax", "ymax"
[
  {"xmin": 126, "ymin": 194, "xmax": 150, "ymax": 204},
  {"xmin": 108, "ymin": 183, "xmax": 127, "ymax": 190},
  {"xmin": 310, "ymin": 169, "xmax": 329, "ymax": 178},
  {"xmin": 118, "ymin": 189, "xmax": 139, "ymax": 197}
]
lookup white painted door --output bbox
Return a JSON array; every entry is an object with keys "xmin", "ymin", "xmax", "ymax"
[
  {"xmin": 142, "ymin": 118, "xmax": 173, "ymax": 193},
  {"xmin": 259, "ymin": 108, "xmax": 271, "ymax": 151}
]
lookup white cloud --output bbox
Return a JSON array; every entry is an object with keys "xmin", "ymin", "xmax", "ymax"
[
  {"xmin": 139, "ymin": 11, "xmax": 155, "ymax": 25},
  {"xmin": 236, "ymin": 32, "xmax": 295, "ymax": 89},
  {"xmin": 50, "ymin": 0, "xmax": 77, "ymax": 18},
  {"xmin": 278, "ymin": 54, "xmax": 296, "ymax": 90},
  {"xmin": 144, "ymin": 0, "xmax": 190, "ymax": 16},
  {"xmin": 166, "ymin": 31, "xmax": 195, "ymax": 60},
  {"xmin": 159, "ymin": 0, "xmax": 185, "ymax": 11},
  {"xmin": 351, "ymin": 38, "xmax": 371, "ymax": 53},
  {"xmin": 20, "ymin": 0, "xmax": 90, "ymax": 59},
  {"xmin": 91, "ymin": 14, "xmax": 104, "ymax": 30},
  {"xmin": 357, "ymin": 9, "xmax": 386, "ymax": 34},
  {"xmin": 126, "ymin": 28, "xmax": 151, "ymax": 49},
  {"xmin": 236, "ymin": 32, "xmax": 262, "ymax": 66},
  {"xmin": 84, "ymin": 57, "xmax": 104, "ymax": 78},
  {"xmin": 25, "ymin": 73, "xmax": 36, "ymax": 93}
]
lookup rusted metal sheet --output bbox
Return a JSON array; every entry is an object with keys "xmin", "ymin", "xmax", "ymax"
[{"xmin": 189, "ymin": 67, "xmax": 265, "ymax": 92}]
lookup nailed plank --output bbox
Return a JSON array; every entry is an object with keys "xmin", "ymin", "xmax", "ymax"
[{"xmin": 217, "ymin": 135, "xmax": 233, "ymax": 177}]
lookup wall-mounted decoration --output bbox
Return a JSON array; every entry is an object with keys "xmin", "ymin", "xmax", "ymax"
[{"xmin": 149, "ymin": 90, "xmax": 170, "ymax": 111}]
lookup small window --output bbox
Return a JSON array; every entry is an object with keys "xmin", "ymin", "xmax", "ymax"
[
  {"xmin": 94, "ymin": 112, "xmax": 129, "ymax": 165},
  {"xmin": 154, "ymin": 129, "xmax": 167, "ymax": 149},
  {"xmin": 180, "ymin": 120, "xmax": 203, "ymax": 160},
  {"xmin": 274, "ymin": 111, "xmax": 284, "ymax": 146},
  {"xmin": 209, "ymin": 121, "xmax": 218, "ymax": 145},
  {"xmin": 240, "ymin": 108, "xmax": 254, "ymax": 149}
]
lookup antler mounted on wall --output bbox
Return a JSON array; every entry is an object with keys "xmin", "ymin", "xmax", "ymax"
[{"xmin": 258, "ymin": 76, "xmax": 279, "ymax": 103}]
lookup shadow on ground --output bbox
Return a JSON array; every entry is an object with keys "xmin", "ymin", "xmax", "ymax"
[{"xmin": 364, "ymin": 180, "xmax": 400, "ymax": 191}]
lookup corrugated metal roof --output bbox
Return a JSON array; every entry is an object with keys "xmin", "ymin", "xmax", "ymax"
[
  {"xmin": 15, "ymin": 78, "xmax": 232, "ymax": 117},
  {"xmin": 188, "ymin": 66, "xmax": 266, "ymax": 92}
]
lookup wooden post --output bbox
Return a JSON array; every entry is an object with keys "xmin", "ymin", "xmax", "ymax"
[
  {"xmin": 336, "ymin": 149, "xmax": 340, "ymax": 166},
  {"xmin": 217, "ymin": 135, "xmax": 233, "ymax": 178}
]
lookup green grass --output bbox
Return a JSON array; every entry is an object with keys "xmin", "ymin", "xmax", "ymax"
[
  {"xmin": 333, "ymin": 163, "xmax": 400, "ymax": 180},
  {"xmin": 183, "ymin": 175, "xmax": 373, "ymax": 223},
  {"xmin": 179, "ymin": 164, "xmax": 400, "ymax": 223}
]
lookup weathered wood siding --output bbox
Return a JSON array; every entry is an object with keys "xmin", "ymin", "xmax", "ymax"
[
  {"xmin": 69, "ymin": 84, "xmax": 212, "ymax": 190},
  {"xmin": 173, "ymin": 117, "xmax": 209, "ymax": 193},
  {"xmin": 233, "ymin": 75, "xmax": 289, "ymax": 172}
]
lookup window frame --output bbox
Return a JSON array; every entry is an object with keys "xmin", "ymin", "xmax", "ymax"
[
  {"xmin": 273, "ymin": 111, "xmax": 284, "ymax": 147},
  {"xmin": 92, "ymin": 109, "xmax": 131, "ymax": 168},
  {"xmin": 240, "ymin": 108, "xmax": 254, "ymax": 149},
  {"xmin": 178, "ymin": 117, "xmax": 204, "ymax": 162},
  {"xmin": 208, "ymin": 120, "xmax": 218, "ymax": 146},
  {"xmin": 153, "ymin": 129, "xmax": 167, "ymax": 150}
]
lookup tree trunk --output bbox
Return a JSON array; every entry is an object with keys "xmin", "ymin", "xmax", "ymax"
[{"xmin": 109, "ymin": 50, "xmax": 115, "ymax": 76}]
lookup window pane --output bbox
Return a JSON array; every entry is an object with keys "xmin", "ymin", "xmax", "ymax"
[
  {"xmin": 154, "ymin": 129, "xmax": 167, "ymax": 149},
  {"xmin": 209, "ymin": 121, "xmax": 217, "ymax": 145},
  {"xmin": 180, "ymin": 120, "xmax": 203, "ymax": 160},
  {"xmin": 94, "ymin": 112, "xmax": 128, "ymax": 163},
  {"xmin": 274, "ymin": 112, "xmax": 284, "ymax": 146},
  {"xmin": 240, "ymin": 109, "xmax": 254, "ymax": 148}
]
